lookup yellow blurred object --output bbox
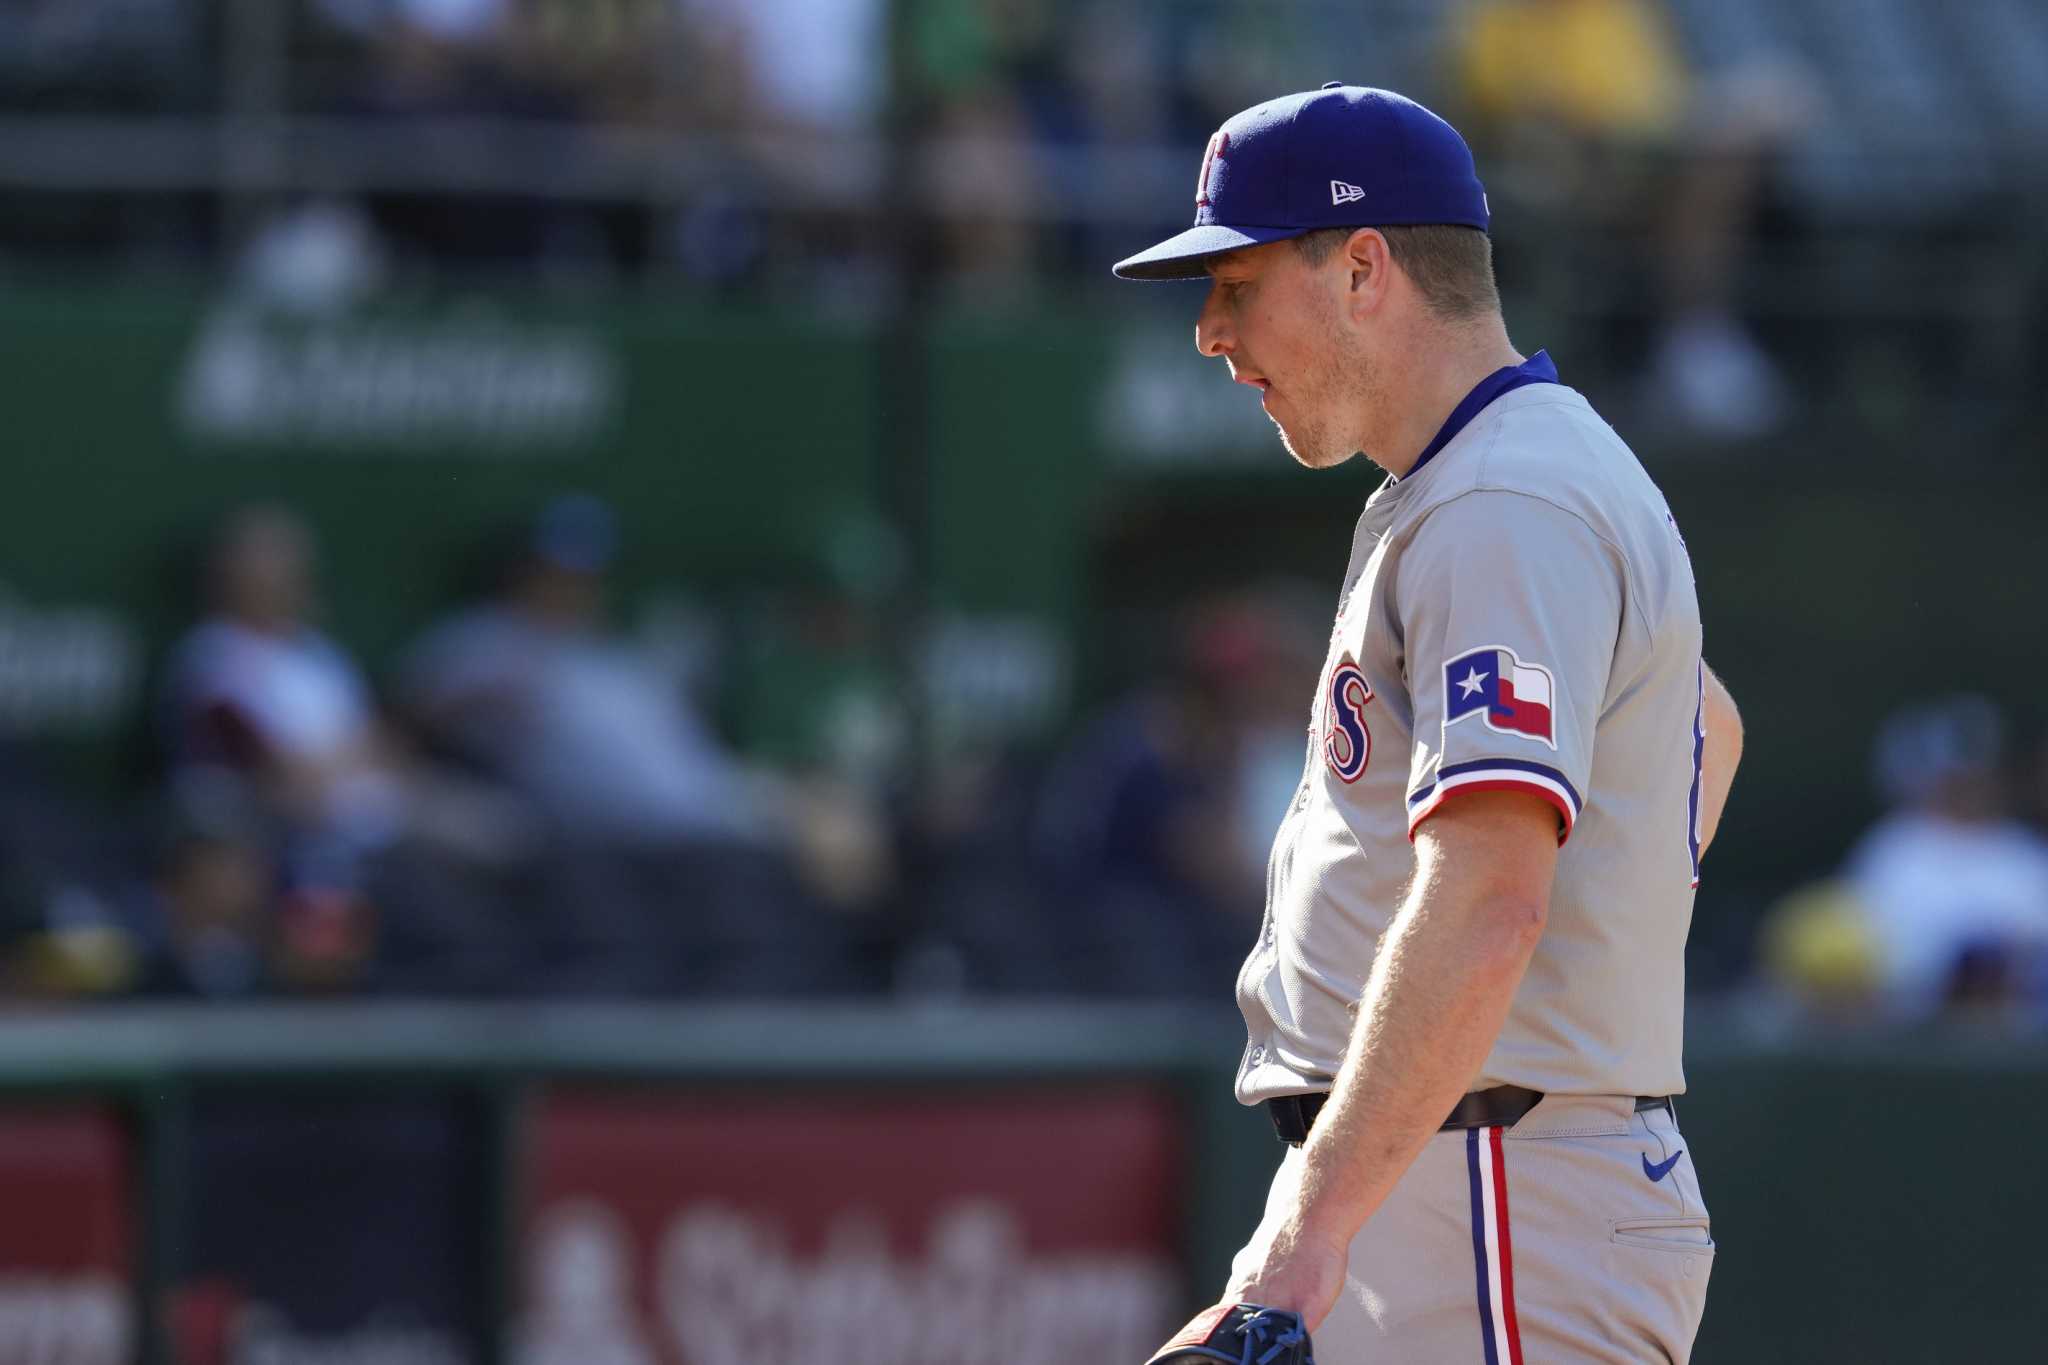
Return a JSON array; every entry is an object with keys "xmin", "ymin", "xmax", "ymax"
[
  {"xmin": 17, "ymin": 926, "xmax": 140, "ymax": 997},
  {"xmin": 1456, "ymin": 0, "xmax": 1689, "ymax": 138},
  {"xmin": 1759, "ymin": 880, "xmax": 1884, "ymax": 1004}
]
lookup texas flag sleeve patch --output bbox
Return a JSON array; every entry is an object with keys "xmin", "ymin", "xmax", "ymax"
[
  {"xmin": 1444, "ymin": 645, "xmax": 1557, "ymax": 748},
  {"xmin": 1414, "ymin": 644, "xmax": 1579, "ymax": 843}
]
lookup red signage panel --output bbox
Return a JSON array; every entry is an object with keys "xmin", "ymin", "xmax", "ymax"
[
  {"xmin": 520, "ymin": 1086, "xmax": 1188, "ymax": 1365},
  {"xmin": 0, "ymin": 1106, "xmax": 133, "ymax": 1365}
]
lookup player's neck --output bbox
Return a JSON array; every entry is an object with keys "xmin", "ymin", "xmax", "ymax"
[{"xmin": 1364, "ymin": 319, "xmax": 1523, "ymax": 481}]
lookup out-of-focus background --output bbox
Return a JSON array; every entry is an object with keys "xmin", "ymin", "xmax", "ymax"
[{"xmin": 0, "ymin": 0, "xmax": 2043, "ymax": 1361}]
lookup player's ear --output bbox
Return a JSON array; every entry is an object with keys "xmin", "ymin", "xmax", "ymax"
[{"xmin": 1344, "ymin": 228, "xmax": 1392, "ymax": 312}]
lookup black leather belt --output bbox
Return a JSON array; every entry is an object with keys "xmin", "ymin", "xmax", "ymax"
[{"xmin": 1266, "ymin": 1086, "xmax": 1675, "ymax": 1146}]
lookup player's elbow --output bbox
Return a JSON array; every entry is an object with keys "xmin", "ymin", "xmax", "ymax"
[
  {"xmin": 1487, "ymin": 893, "xmax": 1549, "ymax": 960},
  {"xmin": 1439, "ymin": 892, "xmax": 1548, "ymax": 997}
]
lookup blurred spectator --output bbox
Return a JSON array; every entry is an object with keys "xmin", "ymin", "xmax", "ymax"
[
  {"xmin": 399, "ymin": 495, "xmax": 872, "ymax": 994},
  {"xmin": 1027, "ymin": 590, "xmax": 1316, "ymax": 997},
  {"xmin": 125, "ymin": 771, "xmax": 278, "ymax": 999},
  {"xmin": 2027, "ymin": 728, "xmax": 2048, "ymax": 838},
  {"xmin": 165, "ymin": 506, "xmax": 404, "ymax": 859},
  {"xmin": 315, "ymin": 0, "xmax": 534, "ymax": 119},
  {"xmin": 402, "ymin": 495, "xmax": 761, "ymax": 845},
  {"xmin": 234, "ymin": 199, "xmax": 389, "ymax": 316},
  {"xmin": 0, "ymin": 0, "xmax": 201, "ymax": 114},
  {"xmin": 903, "ymin": 0, "xmax": 1077, "ymax": 294},
  {"xmin": 316, "ymin": 0, "xmax": 505, "ymax": 42},
  {"xmin": 310, "ymin": 0, "xmax": 628, "ymax": 273},
  {"xmin": 1814, "ymin": 696, "xmax": 2048, "ymax": 1017},
  {"xmin": 914, "ymin": 85, "xmax": 1048, "ymax": 299},
  {"xmin": 162, "ymin": 505, "xmax": 531, "ymax": 994},
  {"xmin": 1451, "ymin": 0, "xmax": 1816, "ymax": 437},
  {"xmin": 1204, "ymin": 586, "xmax": 1328, "ymax": 885},
  {"xmin": 506, "ymin": 0, "xmax": 680, "ymax": 128},
  {"xmin": 683, "ymin": 0, "xmax": 884, "ymax": 132}
]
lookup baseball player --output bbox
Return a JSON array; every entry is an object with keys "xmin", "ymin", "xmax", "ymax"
[{"xmin": 1117, "ymin": 87, "xmax": 1745, "ymax": 1363}]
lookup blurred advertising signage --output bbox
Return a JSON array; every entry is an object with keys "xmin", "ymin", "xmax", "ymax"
[
  {"xmin": 0, "ymin": 1107, "xmax": 133, "ymax": 1365},
  {"xmin": 177, "ymin": 307, "xmax": 620, "ymax": 453},
  {"xmin": 921, "ymin": 614, "xmax": 1071, "ymax": 746},
  {"xmin": 520, "ymin": 1087, "xmax": 1185, "ymax": 1365},
  {"xmin": 1097, "ymin": 325, "xmax": 1281, "ymax": 469},
  {"xmin": 0, "ymin": 587, "xmax": 140, "ymax": 735}
]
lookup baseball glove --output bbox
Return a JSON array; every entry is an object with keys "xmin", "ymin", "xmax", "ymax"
[{"xmin": 1146, "ymin": 1303, "xmax": 1315, "ymax": 1365}]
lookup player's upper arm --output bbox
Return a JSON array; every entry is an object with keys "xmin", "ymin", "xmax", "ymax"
[
  {"xmin": 1395, "ymin": 490, "xmax": 1625, "ymax": 845},
  {"xmin": 1412, "ymin": 787, "xmax": 1562, "ymax": 940}
]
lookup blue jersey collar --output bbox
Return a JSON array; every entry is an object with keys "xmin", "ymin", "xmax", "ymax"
[{"xmin": 1397, "ymin": 349, "xmax": 1559, "ymax": 482}]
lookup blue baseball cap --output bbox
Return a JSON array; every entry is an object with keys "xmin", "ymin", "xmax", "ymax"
[{"xmin": 1112, "ymin": 84, "xmax": 1489, "ymax": 281}]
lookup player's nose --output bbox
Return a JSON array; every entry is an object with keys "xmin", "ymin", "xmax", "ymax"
[{"xmin": 1195, "ymin": 283, "xmax": 1232, "ymax": 358}]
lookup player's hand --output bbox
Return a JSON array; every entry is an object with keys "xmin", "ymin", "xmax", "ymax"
[{"xmin": 1222, "ymin": 1213, "xmax": 1349, "ymax": 1334}]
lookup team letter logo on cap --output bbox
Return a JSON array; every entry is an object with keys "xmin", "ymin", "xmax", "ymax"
[{"xmin": 1196, "ymin": 132, "xmax": 1229, "ymax": 208}]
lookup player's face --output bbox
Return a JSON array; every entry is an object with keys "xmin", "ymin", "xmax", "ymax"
[{"xmin": 1196, "ymin": 241, "xmax": 1367, "ymax": 470}]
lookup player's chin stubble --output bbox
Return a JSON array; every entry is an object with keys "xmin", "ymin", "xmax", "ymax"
[
  {"xmin": 1273, "ymin": 301, "xmax": 1368, "ymax": 470},
  {"xmin": 1273, "ymin": 373, "xmax": 1362, "ymax": 470},
  {"xmin": 1273, "ymin": 414, "xmax": 1319, "ymax": 467}
]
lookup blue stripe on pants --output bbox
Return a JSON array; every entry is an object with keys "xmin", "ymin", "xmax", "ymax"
[{"xmin": 1467, "ymin": 1127, "xmax": 1499, "ymax": 1365}]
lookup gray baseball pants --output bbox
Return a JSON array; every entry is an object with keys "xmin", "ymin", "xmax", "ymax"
[{"xmin": 1230, "ymin": 1095, "xmax": 1713, "ymax": 1362}]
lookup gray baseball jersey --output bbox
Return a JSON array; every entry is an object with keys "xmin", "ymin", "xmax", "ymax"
[{"xmin": 1235, "ymin": 351, "xmax": 1706, "ymax": 1104}]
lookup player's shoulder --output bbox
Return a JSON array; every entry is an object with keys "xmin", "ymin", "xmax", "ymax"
[
  {"xmin": 1407, "ymin": 383, "xmax": 1673, "ymax": 546},
  {"xmin": 1396, "ymin": 383, "xmax": 1697, "ymax": 626}
]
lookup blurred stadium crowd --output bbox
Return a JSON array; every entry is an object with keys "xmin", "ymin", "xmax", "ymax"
[
  {"xmin": 8, "ymin": 491, "xmax": 2048, "ymax": 1030},
  {"xmin": 0, "ymin": 493, "xmax": 1290, "ymax": 1002},
  {"xmin": 7, "ymin": 0, "xmax": 2042, "ymax": 426},
  {"xmin": 1, "ymin": 0, "xmax": 2046, "ymax": 1019}
]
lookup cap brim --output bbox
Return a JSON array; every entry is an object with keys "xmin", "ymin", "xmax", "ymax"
[{"xmin": 1111, "ymin": 223, "xmax": 1308, "ymax": 280}]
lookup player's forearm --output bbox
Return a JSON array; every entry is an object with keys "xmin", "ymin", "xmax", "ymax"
[
  {"xmin": 1284, "ymin": 834, "xmax": 1546, "ymax": 1251},
  {"xmin": 1697, "ymin": 663, "xmax": 1743, "ymax": 856}
]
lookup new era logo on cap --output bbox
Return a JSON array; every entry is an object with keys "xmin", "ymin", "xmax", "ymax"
[{"xmin": 1330, "ymin": 179, "xmax": 1364, "ymax": 205}]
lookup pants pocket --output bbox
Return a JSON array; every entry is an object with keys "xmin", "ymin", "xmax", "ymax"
[{"xmin": 1611, "ymin": 1215, "xmax": 1715, "ymax": 1256}]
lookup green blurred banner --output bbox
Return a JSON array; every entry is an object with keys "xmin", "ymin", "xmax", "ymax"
[{"xmin": 0, "ymin": 286, "xmax": 879, "ymax": 668}]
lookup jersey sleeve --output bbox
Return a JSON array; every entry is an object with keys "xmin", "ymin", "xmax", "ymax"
[{"xmin": 1397, "ymin": 490, "xmax": 1623, "ymax": 843}]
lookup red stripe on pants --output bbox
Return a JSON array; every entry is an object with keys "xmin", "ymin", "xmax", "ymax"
[{"xmin": 1489, "ymin": 1125, "xmax": 1526, "ymax": 1365}]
